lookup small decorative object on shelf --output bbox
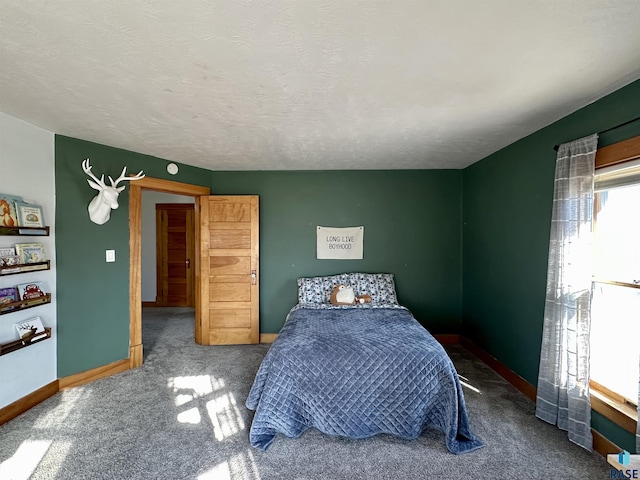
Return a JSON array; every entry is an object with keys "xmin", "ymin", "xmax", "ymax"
[{"xmin": 0, "ymin": 327, "xmax": 51, "ymax": 356}]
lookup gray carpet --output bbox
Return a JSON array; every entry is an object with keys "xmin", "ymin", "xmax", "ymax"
[{"xmin": 0, "ymin": 307, "xmax": 610, "ymax": 479}]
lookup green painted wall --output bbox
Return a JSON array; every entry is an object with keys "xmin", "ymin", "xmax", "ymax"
[
  {"xmin": 54, "ymin": 76, "xmax": 638, "ymax": 450},
  {"xmin": 462, "ymin": 78, "xmax": 640, "ymax": 452},
  {"xmin": 56, "ymin": 138, "xmax": 462, "ymax": 376},
  {"xmin": 212, "ymin": 170, "xmax": 463, "ymax": 334},
  {"xmin": 55, "ymin": 136, "xmax": 211, "ymax": 377}
]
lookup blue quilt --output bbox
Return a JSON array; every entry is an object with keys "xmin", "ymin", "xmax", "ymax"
[{"xmin": 246, "ymin": 305, "xmax": 484, "ymax": 454}]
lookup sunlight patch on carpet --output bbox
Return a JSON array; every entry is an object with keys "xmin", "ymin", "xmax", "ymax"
[
  {"xmin": 459, "ymin": 375, "xmax": 482, "ymax": 394},
  {"xmin": 207, "ymin": 392, "xmax": 245, "ymax": 441},
  {"xmin": 198, "ymin": 461, "xmax": 232, "ymax": 480},
  {"xmin": 168, "ymin": 375, "xmax": 214, "ymax": 397},
  {"xmin": 198, "ymin": 451, "xmax": 261, "ymax": 480},
  {"xmin": 0, "ymin": 440, "xmax": 52, "ymax": 480},
  {"xmin": 168, "ymin": 375, "xmax": 242, "ymax": 432},
  {"xmin": 177, "ymin": 406, "xmax": 202, "ymax": 424}
]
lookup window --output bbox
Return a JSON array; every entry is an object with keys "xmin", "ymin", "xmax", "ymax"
[{"xmin": 589, "ymin": 150, "xmax": 640, "ymax": 429}]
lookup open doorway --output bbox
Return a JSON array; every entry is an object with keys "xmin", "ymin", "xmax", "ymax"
[
  {"xmin": 142, "ymin": 196, "xmax": 195, "ymax": 307},
  {"xmin": 128, "ymin": 177, "xmax": 210, "ymax": 369}
]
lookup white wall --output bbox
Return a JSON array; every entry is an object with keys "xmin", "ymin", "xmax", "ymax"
[
  {"xmin": 0, "ymin": 113, "xmax": 56, "ymax": 408},
  {"xmin": 141, "ymin": 191, "xmax": 194, "ymax": 302}
]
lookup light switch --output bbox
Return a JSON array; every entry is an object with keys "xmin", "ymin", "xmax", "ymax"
[{"xmin": 106, "ymin": 250, "xmax": 116, "ymax": 263}]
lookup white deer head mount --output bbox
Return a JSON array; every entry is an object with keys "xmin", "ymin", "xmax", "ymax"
[{"xmin": 82, "ymin": 158, "xmax": 145, "ymax": 225}]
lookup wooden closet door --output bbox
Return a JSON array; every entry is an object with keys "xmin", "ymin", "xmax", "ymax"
[
  {"xmin": 196, "ymin": 196, "xmax": 259, "ymax": 345},
  {"xmin": 156, "ymin": 204, "xmax": 195, "ymax": 307}
]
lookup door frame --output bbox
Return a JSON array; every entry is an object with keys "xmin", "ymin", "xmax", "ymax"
[{"xmin": 128, "ymin": 177, "xmax": 210, "ymax": 368}]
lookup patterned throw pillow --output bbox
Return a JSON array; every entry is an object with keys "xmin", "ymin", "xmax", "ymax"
[{"xmin": 297, "ymin": 273, "xmax": 398, "ymax": 305}]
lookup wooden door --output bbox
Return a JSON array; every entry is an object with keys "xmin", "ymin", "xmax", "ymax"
[
  {"xmin": 196, "ymin": 196, "xmax": 259, "ymax": 345},
  {"xmin": 156, "ymin": 204, "xmax": 195, "ymax": 307}
]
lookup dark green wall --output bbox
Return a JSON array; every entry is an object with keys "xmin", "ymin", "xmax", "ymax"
[
  {"xmin": 212, "ymin": 170, "xmax": 463, "ymax": 334},
  {"xmin": 56, "ymin": 137, "xmax": 463, "ymax": 375},
  {"xmin": 462, "ymin": 78, "xmax": 640, "ymax": 452},
  {"xmin": 55, "ymin": 136, "xmax": 211, "ymax": 377},
  {"xmin": 54, "ymin": 77, "xmax": 638, "ymax": 450}
]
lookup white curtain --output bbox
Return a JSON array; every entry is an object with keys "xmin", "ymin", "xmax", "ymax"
[{"xmin": 536, "ymin": 134, "xmax": 598, "ymax": 450}]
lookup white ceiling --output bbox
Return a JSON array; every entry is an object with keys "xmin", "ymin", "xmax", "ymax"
[{"xmin": 2, "ymin": 1, "xmax": 640, "ymax": 171}]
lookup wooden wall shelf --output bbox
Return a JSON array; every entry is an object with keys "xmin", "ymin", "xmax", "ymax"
[
  {"xmin": 0, "ymin": 226, "xmax": 49, "ymax": 236},
  {"xmin": 0, "ymin": 294, "xmax": 51, "ymax": 315},
  {"xmin": 0, "ymin": 327, "xmax": 52, "ymax": 356},
  {"xmin": 0, "ymin": 261, "xmax": 50, "ymax": 276}
]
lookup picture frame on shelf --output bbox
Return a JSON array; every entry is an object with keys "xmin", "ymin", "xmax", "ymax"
[
  {"xmin": 15, "ymin": 243, "xmax": 46, "ymax": 264},
  {"xmin": 17, "ymin": 281, "xmax": 48, "ymax": 300},
  {"xmin": 0, "ymin": 193, "xmax": 23, "ymax": 228},
  {"xmin": 15, "ymin": 316, "xmax": 47, "ymax": 343},
  {"xmin": 15, "ymin": 202, "xmax": 45, "ymax": 228},
  {"xmin": 0, "ymin": 247, "xmax": 16, "ymax": 256}
]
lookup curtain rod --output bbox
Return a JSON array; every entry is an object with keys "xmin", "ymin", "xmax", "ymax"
[{"xmin": 552, "ymin": 115, "xmax": 640, "ymax": 151}]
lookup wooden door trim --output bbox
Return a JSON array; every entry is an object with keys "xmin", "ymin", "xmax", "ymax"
[
  {"xmin": 129, "ymin": 177, "xmax": 210, "ymax": 368},
  {"xmin": 250, "ymin": 196, "xmax": 259, "ymax": 344},
  {"xmin": 195, "ymin": 197, "xmax": 209, "ymax": 344}
]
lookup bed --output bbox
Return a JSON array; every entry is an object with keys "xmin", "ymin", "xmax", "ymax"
[{"xmin": 245, "ymin": 273, "xmax": 484, "ymax": 454}]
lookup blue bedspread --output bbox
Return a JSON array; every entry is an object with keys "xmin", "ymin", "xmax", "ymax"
[{"xmin": 246, "ymin": 305, "xmax": 484, "ymax": 454}]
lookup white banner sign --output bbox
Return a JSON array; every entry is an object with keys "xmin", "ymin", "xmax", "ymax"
[{"xmin": 317, "ymin": 226, "xmax": 364, "ymax": 260}]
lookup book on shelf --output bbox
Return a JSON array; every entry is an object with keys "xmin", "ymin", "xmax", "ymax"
[
  {"xmin": 15, "ymin": 316, "xmax": 47, "ymax": 343},
  {"xmin": 0, "ymin": 287, "xmax": 19, "ymax": 306},
  {"xmin": 15, "ymin": 243, "xmax": 46, "ymax": 264},
  {"xmin": 0, "ymin": 193, "xmax": 23, "ymax": 228},
  {"xmin": 16, "ymin": 281, "xmax": 48, "ymax": 300},
  {"xmin": 15, "ymin": 202, "xmax": 45, "ymax": 228}
]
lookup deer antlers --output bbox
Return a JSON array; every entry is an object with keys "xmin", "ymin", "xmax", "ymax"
[
  {"xmin": 82, "ymin": 158, "xmax": 145, "ymax": 192},
  {"xmin": 82, "ymin": 158, "xmax": 107, "ymax": 190},
  {"xmin": 108, "ymin": 165, "xmax": 146, "ymax": 192}
]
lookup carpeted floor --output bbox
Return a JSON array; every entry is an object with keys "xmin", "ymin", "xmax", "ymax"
[{"xmin": 0, "ymin": 307, "xmax": 610, "ymax": 479}]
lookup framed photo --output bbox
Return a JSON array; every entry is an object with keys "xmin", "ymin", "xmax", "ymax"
[
  {"xmin": 17, "ymin": 281, "xmax": 48, "ymax": 300},
  {"xmin": 15, "ymin": 202, "xmax": 45, "ymax": 228},
  {"xmin": 15, "ymin": 243, "xmax": 45, "ymax": 264},
  {"xmin": 0, "ymin": 193, "xmax": 23, "ymax": 228},
  {"xmin": 15, "ymin": 316, "xmax": 46, "ymax": 343}
]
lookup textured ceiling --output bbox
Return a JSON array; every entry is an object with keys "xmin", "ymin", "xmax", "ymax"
[{"xmin": 1, "ymin": 1, "xmax": 640, "ymax": 170}]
